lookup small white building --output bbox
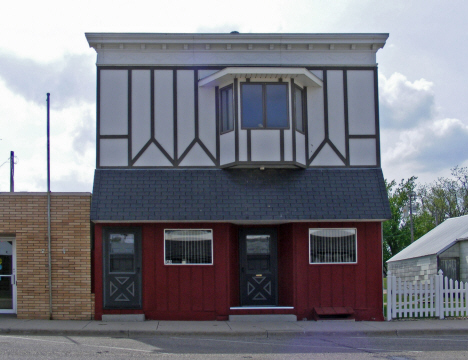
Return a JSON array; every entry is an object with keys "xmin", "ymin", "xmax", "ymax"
[{"xmin": 387, "ymin": 215, "xmax": 468, "ymax": 282}]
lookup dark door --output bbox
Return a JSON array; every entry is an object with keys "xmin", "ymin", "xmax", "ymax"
[
  {"xmin": 103, "ymin": 227, "xmax": 142, "ymax": 309},
  {"xmin": 239, "ymin": 228, "xmax": 278, "ymax": 306},
  {"xmin": 0, "ymin": 240, "xmax": 15, "ymax": 313},
  {"xmin": 439, "ymin": 257, "xmax": 459, "ymax": 282}
]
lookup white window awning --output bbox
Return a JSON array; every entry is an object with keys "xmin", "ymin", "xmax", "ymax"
[{"xmin": 199, "ymin": 67, "xmax": 323, "ymax": 88}]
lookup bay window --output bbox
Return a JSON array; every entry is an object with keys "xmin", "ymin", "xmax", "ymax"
[{"xmin": 241, "ymin": 82, "xmax": 289, "ymax": 129}]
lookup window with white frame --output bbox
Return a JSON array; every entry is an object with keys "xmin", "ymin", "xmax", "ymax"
[
  {"xmin": 309, "ymin": 229, "xmax": 357, "ymax": 264},
  {"xmin": 164, "ymin": 229, "xmax": 213, "ymax": 265},
  {"xmin": 241, "ymin": 82, "xmax": 289, "ymax": 129}
]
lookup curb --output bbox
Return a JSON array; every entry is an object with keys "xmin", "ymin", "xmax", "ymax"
[{"xmin": 1, "ymin": 328, "xmax": 468, "ymax": 338}]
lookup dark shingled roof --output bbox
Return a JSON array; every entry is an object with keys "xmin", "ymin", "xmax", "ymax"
[{"xmin": 90, "ymin": 168, "xmax": 390, "ymax": 222}]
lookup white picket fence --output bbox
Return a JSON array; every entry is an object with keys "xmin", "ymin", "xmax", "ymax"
[{"xmin": 387, "ymin": 270, "xmax": 468, "ymax": 320}]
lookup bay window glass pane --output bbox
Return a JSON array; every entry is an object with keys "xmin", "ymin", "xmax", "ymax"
[
  {"xmin": 266, "ymin": 84, "xmax": 288, "ymax": 128},
  {"xmin": 295, "ymin": 86, "xmax": 304, "ymax": 132},
  {"xmin": 241, "ymin": 84, "xmax": 263, "ymax": 128},
  {"xmin": 220, "ymin": 86, "xmax": 234, "ymax": 132}
]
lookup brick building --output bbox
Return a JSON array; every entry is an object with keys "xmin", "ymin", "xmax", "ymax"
[{"xmin": 0, "ymin": 192, "xmax": 94, "ymax": 319}]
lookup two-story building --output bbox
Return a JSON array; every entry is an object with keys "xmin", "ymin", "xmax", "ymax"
[{"xmin": 86, "ymin": 32, "xmax": 391, "ymax": 321}]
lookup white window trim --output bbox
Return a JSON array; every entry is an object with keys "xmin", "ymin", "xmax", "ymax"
[
  {"xmin": 309, "ymin": 228, "xmax": 358, "ymax": 265},
  {"xmin": 199, "ymin": 67, "xmax": 323, "ymax": 88},
  {"xmin": 164, "ymin": 229, "xmax": 214, "ymax": 265}
]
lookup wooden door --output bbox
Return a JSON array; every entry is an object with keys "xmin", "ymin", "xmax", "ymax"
[
  {"xmin": 239, "ymin": 228, "xmax": 278, "ymax": 306},
  {"xmin": 103, "ymin": 227, "xmax": 142, "ymax": 309}
]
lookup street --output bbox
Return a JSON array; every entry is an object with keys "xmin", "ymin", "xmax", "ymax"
[{"xmin": 0, "ymin": 333, "xmax": 468, "ymax": 359}]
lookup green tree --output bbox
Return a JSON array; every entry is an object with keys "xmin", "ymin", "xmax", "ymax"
[
  {"xmin": 419, "ymin": 166, "xmax": 468, "ymax": 224},
  {"xmin": 383, "ymin": 167, "xmax": 468, "ymax": 273},
  {"xmin": 383, "ymin": 177, "xmax": 417, "ymax": 270},
  {"xmin": 450, "ymin": 165, "xmax": 468, "ymax": 214},
  {"xmin": 383, "ymin": 166, "xmax": 468, "ymax": 269},
  {"xmin": 412, "ymin": 210, "xmax": 436, "ymax": 240}
]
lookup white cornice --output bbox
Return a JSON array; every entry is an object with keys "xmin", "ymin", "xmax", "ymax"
[
  {"xmin": 86, "ymin": 32, "xmax": 388, "ymax": 46},
  {"xmin": 85, "ymin": 32, "xmax": 389, "ymax": 66}
]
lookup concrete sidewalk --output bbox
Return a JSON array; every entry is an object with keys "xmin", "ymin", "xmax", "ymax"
[{"xmin": 1, "ymin": 316, "xmax": 468, "ymax": 338}]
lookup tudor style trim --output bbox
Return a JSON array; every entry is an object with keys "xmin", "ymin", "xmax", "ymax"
[
  {"xmin": 343, "ymin": 70, "xmax": 350, "ymax": 166},
  {"xmin": 291, "ymin": 79, "xmax": 297, "ymax": 163},
  {"xmin": 374, "ymin": 67, "xmax": 382, "ymax": 167},
  {"xmin": 127, "ymin": 69, "xmax": 132, "ymax": 167},
  {"xmin": 96, "ymin": 65, "xmax": 382, "ymax": 169},
  {"xmin": 173, "ymin": 70, "xmax": 178, "ymax": 164}
]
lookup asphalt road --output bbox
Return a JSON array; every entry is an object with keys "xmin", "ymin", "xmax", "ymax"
[{"xmin": 1, "ymin": 333, "xmax": 468, "ymax": 359}]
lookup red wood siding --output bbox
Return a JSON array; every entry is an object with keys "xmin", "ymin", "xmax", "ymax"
[
  {"xmin": 278, "ymin": 224, "xmax": 294, "ymax": 306},
  {"xmin": 94, "ymin": 221, "xmax": 383, "ymax": 321},
  {"xmin": 293, "ymin": 222, "xmax": 383, "ymax": 321},
  {"xmin": 228, "ymin": 224, "xmax": 240, "ymax": 309}
]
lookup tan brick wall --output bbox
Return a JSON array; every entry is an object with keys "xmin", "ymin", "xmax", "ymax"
[{"xmin": 0, "ymin": 192, "xmax": 93, "ymax": 320}]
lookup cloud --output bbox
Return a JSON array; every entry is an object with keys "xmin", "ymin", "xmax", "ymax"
[
  {"xmin": 49, "ymin": 169, "xmax": 95, "ymax": 192},
  {"xmin": 383, "ymin": 117, "xmax": 468, "ymax": 168},
  {"xmin": 380, "ymin": 72, "xmax": 468, "ymax": 183},
  {"xmin": 195, "ymin": 24, "xmax": 242, "ymax": 34},
  {"xmin": 379, "ymin": 72, "xmax": 435, "ymax": 129},
  {"xmin": 72, "ymin": 109, "xmax": 95, "ymax": 155},
  {"xmin": 416, "ymin": 118, "xmax": 468, "ymax": 170},
  {"xmin": 0, "ymin": 80, "xmax": 95, "ymax": 192},
  {"xmin": 0, "ymin": 51, "xmax": 95, "ymax": 110}
]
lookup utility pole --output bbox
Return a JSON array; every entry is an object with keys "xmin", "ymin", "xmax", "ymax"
[
  {"xmin": 10, "ymin": 151, "xmax": 14, "ymax": 192},
  {"xmin": 409, "ymin": 192, "xmax": 416, "ymax": 243}
]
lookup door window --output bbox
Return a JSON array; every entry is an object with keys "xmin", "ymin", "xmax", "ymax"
[
  {"xmin": 246, "ymin": 235, "xmax": 270, "ymax": 254},
  {"xmin": 109, "ymin": 233, "xmax": 135, "ymax": 273},
  {"xmin": 0, "ymin": 240, "xmax": 15, "ymax": 313}
]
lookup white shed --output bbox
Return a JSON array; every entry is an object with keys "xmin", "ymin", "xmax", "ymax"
[{"xmin": 387, "ymin": 215, "xmax": 468, "ymax": 282}]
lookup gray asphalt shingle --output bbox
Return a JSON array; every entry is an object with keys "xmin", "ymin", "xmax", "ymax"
[{"xmin": 90, "ymin": 168, "xmax": 390, "ymax": 222}]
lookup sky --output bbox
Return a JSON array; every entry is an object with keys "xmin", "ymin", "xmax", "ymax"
[{"xmin": 0, "ymin": 0, "xmax": 467, "ymax": 192}]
